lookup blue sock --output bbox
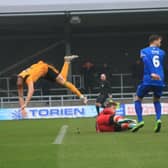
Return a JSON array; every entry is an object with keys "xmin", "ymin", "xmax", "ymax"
[
  {"xmin": 135, "ymin": 100, "xmax": 143, "ymax": 122},
  {"xmin": 154, "ymin": 101, "xmax": 161, "ymax": 121}
]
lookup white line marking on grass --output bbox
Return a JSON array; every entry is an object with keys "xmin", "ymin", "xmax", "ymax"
[{"xmin": 53, "ymin": 125, "xmax": 69, "ymax": 144}]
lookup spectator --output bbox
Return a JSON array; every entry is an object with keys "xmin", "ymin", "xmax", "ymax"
[
  {"xmin": 100, "ymin": 63, "xmax": 111, "ymax": 80},
  {"xmin": 81, "ymin": 61, "xmax": 95, "ymax": 93},
  {"xmin": 131, "ymin": 59, "xmax": 143, "ymax": 88}
]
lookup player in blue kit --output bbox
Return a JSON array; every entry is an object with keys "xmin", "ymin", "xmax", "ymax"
[{"xmin": 132, "ymin": 34, "xmax": 165, "ymax": 133}]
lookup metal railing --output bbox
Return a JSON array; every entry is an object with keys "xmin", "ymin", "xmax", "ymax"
[
  {"xmin": 112, "ymin": 73, "xmax": 133, "ymax": 95},
  {"xmin": 0, "ymin": 73, "xmax": 135, "ymax": 97},
  {"xmin": 0, "ymin": 75, "xmax": 82, "ymax": 97},
  {"xmin": 0, "ymin": 93, "xmax": 127, "ymax": 108},
  {"xmin": 1, "ymin": 92, "xmax": 168, "ymax": 108}
]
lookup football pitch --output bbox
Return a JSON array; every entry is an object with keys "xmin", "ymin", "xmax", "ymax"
[{"xmin": 0, "ymin": 116, "xmax": 168, "ymax": 168}]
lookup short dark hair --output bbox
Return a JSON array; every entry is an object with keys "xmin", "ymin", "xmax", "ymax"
[{"xmin": 148, "ymin": 34, "xmax": 162, "ymax": 44}]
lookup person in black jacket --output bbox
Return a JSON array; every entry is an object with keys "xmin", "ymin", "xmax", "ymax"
[{"xmin": 95, "ymin": 73, "xmax": 112, "ymax": 115}]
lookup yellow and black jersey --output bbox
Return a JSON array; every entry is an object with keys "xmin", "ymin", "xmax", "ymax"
[{"xmin": 18, "ymin": 60, "xmax": 59, "ymax": 84}]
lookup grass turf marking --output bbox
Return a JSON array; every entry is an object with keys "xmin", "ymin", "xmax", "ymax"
[{"xmin": 53, "ymin": 125, "xmax": 68, "ymax": 144}]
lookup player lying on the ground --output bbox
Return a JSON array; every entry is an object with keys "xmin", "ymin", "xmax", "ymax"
[
  {"xmin": 17, "ymin": 55, "xmax": 87, "ymax": 117},
  {"xmin": 96, "ymin": 98, "xmax": 137, "ymax": 132},
  {"xmin": 132, "ymin": 34, "xmax": 165, "ymax": 133}
]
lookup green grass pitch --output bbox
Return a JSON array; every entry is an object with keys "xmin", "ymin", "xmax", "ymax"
[{"xmin": 0, "ymin": 116, "xmax": 168, "ymax": 168}]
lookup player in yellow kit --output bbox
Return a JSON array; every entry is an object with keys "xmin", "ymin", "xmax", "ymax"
[{"xmin": 17, "ymin": 55, "xmax": 87, "ymax": 117}]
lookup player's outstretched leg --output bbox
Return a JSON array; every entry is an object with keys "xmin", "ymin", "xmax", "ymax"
[
  {"xmin": 57, "ymin": 55, "xmax": 88, "ymax": 104},
  {"xmin": 60, "ymin": 55, "xmax": 79, "ymax": 80},
  {"xmin": 132, "ymin": 98, "xmax": 144, "ymax": 132},
  {"xmin": 153, "ymin": 98, "xmax": 162, "ymax": 133},
  {"xmin": 114, "ymin": 116, "xmax": 137, "ymax": 130},
  {"xmin": 121, "ymin": 123, "xmax": 137, "ymax": 130},
  {"xmin": 64, "ymin": 81, "xmax": 88, "ymax": 104},
  {"xmin": 117, "ymin": 118, "xmax": 137, "ymax": 124}
]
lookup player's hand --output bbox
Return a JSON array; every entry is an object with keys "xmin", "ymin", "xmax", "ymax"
[
  {"xmin": 151, "ymin": 73, "xmax": 161, "ymax": 80},
  {"xmin": 21, "ymin": 108, "xmax": 27, "ymax": 118},
  {"xmin": 20, "ymin": 104, "xmax": 27, "ymax": 118},
  {"xmin": 21, "ymin": 104, "xmax": 26, "ymax": 110}
]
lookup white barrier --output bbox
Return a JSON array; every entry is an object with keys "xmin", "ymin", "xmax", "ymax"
[
  {"xmin": 0, "ymin": 105, "xmax": 125, "ymax": 120},
  {"xmin": 0, "ymin": 103, "xmax": 168, "ymax": 120},
  {"xmin": 125, "ymin": 103, "xmax": 168, "ymax": 116}
]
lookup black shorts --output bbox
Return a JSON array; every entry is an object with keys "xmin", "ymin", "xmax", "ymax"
[
  {"xmin": 114, "ymin": 124, "xmax": 123, "ymax": 132},
  {"xmin": 96, "ymin": 94, "xmax": 108, "ymax": 105},
  {"xmin": 44, "ymin": 67, "xmax": 59, "ymax": 82}
]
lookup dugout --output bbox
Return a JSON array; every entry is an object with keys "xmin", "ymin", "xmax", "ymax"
[{"xmin": 0, "ymin": 0, "xmax": 168, "ymax": 94}]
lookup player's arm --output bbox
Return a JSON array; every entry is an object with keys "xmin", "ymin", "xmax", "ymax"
[
  {"xmin": 23, "ymin": 79, "xmax": 34, "ymax": 109},
  {"xmin": 17, "ymin": 77, "xmax": 25, "ymax": 108},
  {"xmin": 17, "ymin": 76, "xmax": 28, "ymax": 118},
  {"xmin": 141, "ymin": 50, "xmax": 161, "ymax": 80}
]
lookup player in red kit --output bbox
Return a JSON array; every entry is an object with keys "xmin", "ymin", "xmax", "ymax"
[{"xmin": 96, "ymin": 98, "xmax": 137, "ymax": 132}]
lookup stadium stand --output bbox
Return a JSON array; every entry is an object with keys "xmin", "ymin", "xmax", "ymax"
[{"xmin": 0, "ymin": 0, "xmax": 168, "ymax": 108}]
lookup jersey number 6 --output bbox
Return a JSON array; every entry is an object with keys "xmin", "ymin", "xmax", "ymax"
[{"xmin": 152, "ymin": 55, "xmax": 160, "ymax": 68}]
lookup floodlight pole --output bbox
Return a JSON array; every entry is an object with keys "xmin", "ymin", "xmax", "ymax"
[{"xmin": 64, "ymin": 13, "xmax": 72, "ymax": 82}]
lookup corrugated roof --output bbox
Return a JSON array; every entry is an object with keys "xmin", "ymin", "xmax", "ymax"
[{"xmin": 0, "ymin": 0, "xmax": 168, "ymax": 14}]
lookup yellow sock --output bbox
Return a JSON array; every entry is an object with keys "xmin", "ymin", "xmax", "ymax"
[
  {"xmin": 64, "ymin": 81, "xmax": 82, "ymax": 98},
  {"xmin": 60, "ymin": 62, "xmax": 69, "ymax": 80}
]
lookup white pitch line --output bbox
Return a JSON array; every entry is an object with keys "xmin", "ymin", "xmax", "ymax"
[{"xmin": 53, "ymin": 125, "xmax": 69, "ymax": 144}]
